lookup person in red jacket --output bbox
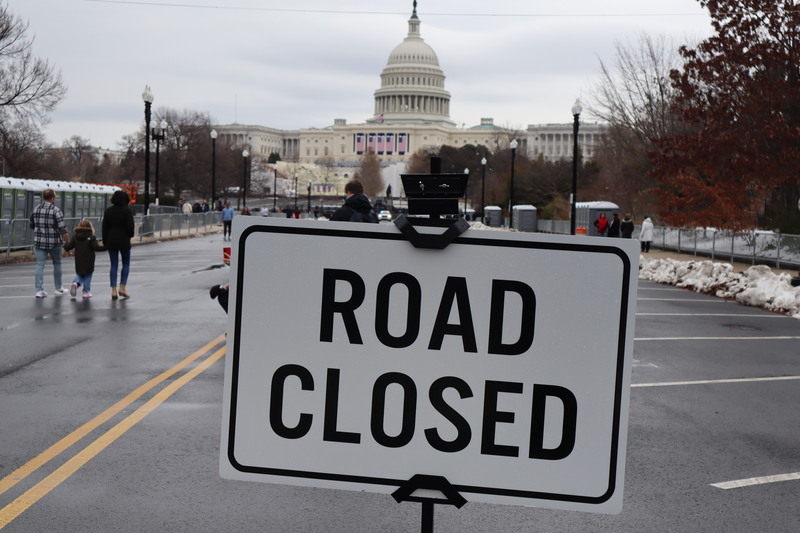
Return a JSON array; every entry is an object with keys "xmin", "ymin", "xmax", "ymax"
[{"xmin": 594, "ymin": 211, "xmax": 609, "ymax": 236}]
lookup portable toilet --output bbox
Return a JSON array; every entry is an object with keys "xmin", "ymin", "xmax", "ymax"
[
  {"xmin": 512, "ymin": 204, "xmax": 537, "ymax": 232},
  {"xmin": 484, "ymin": 206, "xmax": 503, "ymax": 227},
  {"xmin": 575, "ymin": 201, "xmax": 620, "ymax": 236}
]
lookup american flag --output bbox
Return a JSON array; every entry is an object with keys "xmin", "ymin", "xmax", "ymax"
[
  {"xmin": 377, "ymin": 133, "xmax": 385, "ymax": 154},
  {"xmin": 376, "ymin": 113, "xmax": 384, "ymax": 122},
  {"xmin": 355, "ymin": 133, "xmax": 365, "ymax": 154},
  {"xmin": 368, "ymin": 133, "xmax": 377, "ymax": 152},
  {"xmin": 385, "ymin": 133, "xmax": 394, "ymax": 154},
  {"xmin": 397, "ymin": 133, "xmax": 407, "ymax": 154}
]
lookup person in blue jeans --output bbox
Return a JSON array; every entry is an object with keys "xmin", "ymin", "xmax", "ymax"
[
  {"xmin": 102, "ymin": 190, "xmax": 135, "ymax": 300},
  {"xmin": 30, "ymin": 188, "xmax": 70, "ymax": 298},
  {"xmin": 221, "ymin": 203, "xmax": 234, "ymax": 241}
]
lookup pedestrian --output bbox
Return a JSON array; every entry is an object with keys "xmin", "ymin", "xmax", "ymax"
[
  {"xmin": 102, "ymin": 189, "xmax": 135, "ymax": 300},
  {"xmin": 209, "ymin": 253, "xmax": 231, "ymax": 313},
  {"xmin": 293, "ymin": 206, "xmax": 301, "ymax": 219},
  {"xmin": 181, "ymin": 200, "xmax": 192, "ymax": 215},
  {"xmin": 221, "ymin": 203, "xmax": 234, "ymax": 241},
  {"xmin": 241, "ymin": 206, "xmax": 251, "ymax": 216},
  {"xmin": 192, "ymin": 201, "xmax": 202, "ymax": 213},
  {"xmin": 639, "ymin": 216, "xmax": 654, "ymax": 252},
  {"xmin": 202, "ymin": 199, "xmax": 210, "ymax": 212},
  {"xmin": 64, "ymin": 219, "xmax": 106, "ymax": 299},
  {"xmin": 620, "ymin": 213, "xmax": 634, "ymax": 238},
  {"xmin": 30, "ymin": 188, "xmax": 70, "ymax": 298},
  {"xmin": 607, "ymin": 213, "xmax": 621, "ymax": 238},
  {"xmin": 330, "ymin": 179, "xmax": 378, "ymax": 223},
  {"xmin": 594, "ymin": 211, "xmax": 609, "ymax": 237}
]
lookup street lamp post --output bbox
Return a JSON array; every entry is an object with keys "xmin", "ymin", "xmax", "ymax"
[
  {"xmin": 307, "ymin": 181, "xmax": 312, "ymax": 213},
  {"xmin": 241, "ymin": 150, "xmax": 249, "ymax": 210},
  {"xmin": 210, "ymin": 129, "xmax": 217, "ymax": 208},
  {"xmin": 481, "ymin": 157, "xmax": 487, "ymax": 223},
  {"xmin": 152, "ymin": 119, "xmax": 167, "ymax": 205},
  {"xmin": 463, "ymin": 168, "xmax": 469, "ymax": 216},
  {"xmin": 141, "ymin": 86, "xmax": 154, "ymax": 216},
  {"xmin": 272, "ymin": 166, "xmax": 277, "ymax": 211},
  {"xmin": 570, "ymin": 98, "xmax": 583, "ymax": 235},
  {"xmin": 509, "ymin": 139, "xmax": 518, "ymax": 229}
]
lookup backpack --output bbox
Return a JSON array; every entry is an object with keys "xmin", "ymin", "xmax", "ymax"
[{"xmin": 349, "ymin": 207, "xmax": 378, "ymax": 223}]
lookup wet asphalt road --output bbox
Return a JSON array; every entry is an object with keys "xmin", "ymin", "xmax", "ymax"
[{"xmin": 0, "ymin": 230, "xmax": 798, "ymax": 532}]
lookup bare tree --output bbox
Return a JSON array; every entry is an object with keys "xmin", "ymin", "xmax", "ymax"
[
  {"xmin": 0, "ymin": 114, "xmax": 47, "ymax": 177},
  {"xmin": 0, "ymin": 2, "xmax": 66, "ymax": 120},
  {"xmin": 588, "ymin": 33, "xmax": 686, "ymax": 219}
]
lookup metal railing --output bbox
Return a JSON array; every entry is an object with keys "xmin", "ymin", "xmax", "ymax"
[
  {"xmin": 653, "ymin": 226, "xmax": 800, "ymax": 270},
  {"xmin": 1, "ymin": 212, "xmax": 221, "ymax": 258},
  {"xmin": 536, "ymin": 218, "xmax": 800, "ymax": 270}
]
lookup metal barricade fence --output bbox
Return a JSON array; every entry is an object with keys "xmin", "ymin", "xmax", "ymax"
[
  {"xmin": 654, "ymin": 226, "xmax": 800, "ymax": 269},
  {"xmin": 6, "ymin": 213, "xmax": 798, "ymax": 269},
  {"xmin": 517, "ymin": 218, "xmax": 800, "ymax": 270},
  {"xmin": 2, "ymin": 213, "xmax": 221, "ymax": 258}
]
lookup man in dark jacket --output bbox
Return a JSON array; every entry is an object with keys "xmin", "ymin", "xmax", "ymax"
[
  {"xmin": 330, "ymin": 180, "xmax": 377, "ymax": 222},
  {"xmin": 607, "ymin": 213, "xmax": 621, "ymax": 238}
]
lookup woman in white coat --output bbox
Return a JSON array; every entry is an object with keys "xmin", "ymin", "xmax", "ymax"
[{"xmin": 639, "ymin": 216, "xmax": 654, "ymax": 252}]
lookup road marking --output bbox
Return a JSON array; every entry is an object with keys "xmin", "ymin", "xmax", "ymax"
[
  {"xmin": 0, "ymin": 334, "xmax": 226, "ymax": 498},
  {"xmin": 0, "ymin": 344, "xmax": 227, "ymax": 528},
  {"xmin": 633, "ymin": 375, "xmax": 800, "ymax": 388},
  {"xmin": 0, "ymin": 343, "xmax": 226, "ymax": 529},
  {"xmin": 637, "ymin": 297, "xmax": 724, "ymax": 302},
  {"xmin": 711, "ymin": 472, "xmax": 800, "ymax": 490},
  {"xmin": 636, "ymin": 336, "xmax": 800, "ymax": 341},
  {"xmin": 636, "ymin": 313, "xmax": 786, "ymax": 318}
]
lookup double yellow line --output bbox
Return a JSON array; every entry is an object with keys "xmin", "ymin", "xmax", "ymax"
[{"xmin": 0, "ymin": 334, "xmax": 227, "ymax": 529}]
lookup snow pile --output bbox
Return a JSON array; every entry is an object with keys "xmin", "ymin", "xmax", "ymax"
[{"xmin": 639, "ymin": 256, "xmax": 800, "ymax": 319}]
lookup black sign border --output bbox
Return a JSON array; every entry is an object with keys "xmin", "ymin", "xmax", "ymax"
[{"xmin": 226, "ymin": 223, "xmax": 634, "ymax": 506}]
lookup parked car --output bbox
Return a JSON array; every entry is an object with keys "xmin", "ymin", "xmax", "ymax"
[{"xmin": 378, "ymin": 210, "xmax": 392, "ymax": 221}]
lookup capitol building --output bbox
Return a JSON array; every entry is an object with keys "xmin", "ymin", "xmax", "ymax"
[{"xmin": 212, "ymin": 4, "xmax": 602, "ymax": 199}]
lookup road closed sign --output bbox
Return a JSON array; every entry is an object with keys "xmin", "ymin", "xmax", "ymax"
[{"xmin": 220, "ymin": 217, "xmax": 639, "ymax": 514}]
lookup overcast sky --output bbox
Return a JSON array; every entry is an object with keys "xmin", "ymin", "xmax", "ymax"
[{"xmin": 12, "ymin": 0, "xmax": 714, "ymax": 150}]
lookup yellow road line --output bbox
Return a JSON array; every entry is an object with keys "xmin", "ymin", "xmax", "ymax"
[
  {"xmin": 0, "ymin": 334, "xmax": 225, "ymax": 497},
  {"xmin": 0, "ymin": 345, "xmax": 226, "ymax": 529}
]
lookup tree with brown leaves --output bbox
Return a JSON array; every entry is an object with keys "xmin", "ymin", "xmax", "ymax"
[{"xmin": 652, "ymin": 0, "xmax": 800, "ymax": 231}]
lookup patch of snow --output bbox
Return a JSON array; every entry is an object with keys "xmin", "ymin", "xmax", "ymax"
[{"xmin": 639, "ymin": 256, "xmax": 800, "ymax": 319}]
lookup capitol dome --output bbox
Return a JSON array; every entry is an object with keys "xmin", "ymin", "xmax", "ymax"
[{"xmin": 371, "ymin": 4, "xmax": 454, "ymax": 126}]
